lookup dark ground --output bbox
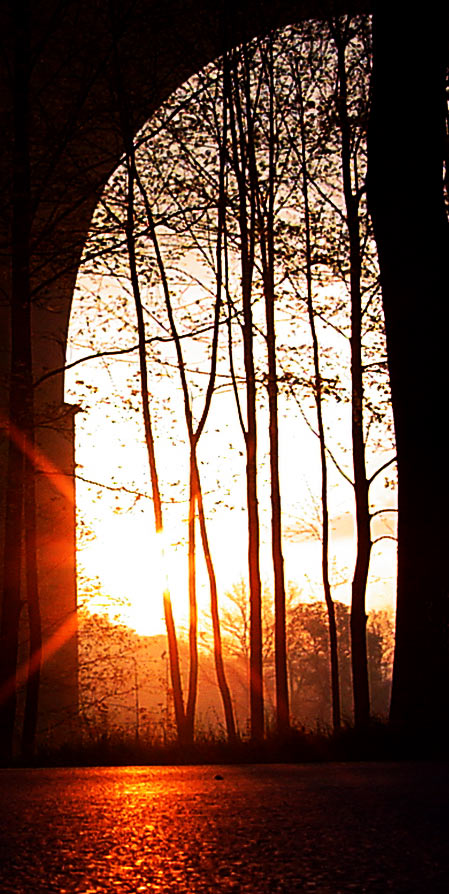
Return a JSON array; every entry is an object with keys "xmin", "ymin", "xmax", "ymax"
[{"xmin": 0, "ymin": 762, "xmax": 447, "ymax": 893}]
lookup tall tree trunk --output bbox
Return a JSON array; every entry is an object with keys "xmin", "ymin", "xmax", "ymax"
[
  {"xmin": 368, "ymin": 6, "xmax": 449, "ymax": 742},
  {"xmin": 124, "ymin": 152, "xmax": 186, "ymax": 742},
  {"xmin": 264, "ymin": 269, "xmax": 290, "ymax": 737},
  {"xmin": 184, "ymin": 461, "xmax": 198, "ymax": 744},
  {"xmin": 244, "ymin": 342, "xmax": 264, "ymax": 743},
  {"xmin": 332, "ymin": 19, "xmax": 371, "ymax": 729},
  {"xmin": 296, "ymin": 61, "xmax": 341, "ymax": 732},
  {"xmin": 255, "ymin": 37, "xmax": 290, "ymax": 737},
  {"xmin": 143, "ymin": 203, "xmax": 199, "ymax": 746},
  {"xmin": 194, "ymin": 456, "xmax": 237, "ymax": 743},
  {"xmin": 162, "ymin": 589, "xmax": 186, "ymax": 743},
  {"xmin": 109, "ymin": 13, "xmax": 187, "ymax": 744},
  {"xmin": 227, "ymin": 49, "xmax": 264, "ymax": 742},
  {"xmin": 136, "ymin": 130, "xmax": 235, "ymax": 744}
]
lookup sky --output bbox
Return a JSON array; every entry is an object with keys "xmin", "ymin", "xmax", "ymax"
[{"xmin": 65, "ymin": 304, "xmax": 397, "ymax": 638}]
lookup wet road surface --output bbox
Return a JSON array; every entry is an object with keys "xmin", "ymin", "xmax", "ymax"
[{"xmin": 0, "ymin": 762, "xmax": 447, "ymax": 892}]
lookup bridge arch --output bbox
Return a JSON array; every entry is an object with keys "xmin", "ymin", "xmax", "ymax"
[
  {"xmin": 3, "ymin": 1, "xmax": 448, "ymax": 751},
  {"xmin": 0, "ymin": 0, "xmax": 369, "ymax": 744}
]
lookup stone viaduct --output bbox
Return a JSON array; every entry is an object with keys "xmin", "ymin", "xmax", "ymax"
[{"xmin": 0, "ymin": 0, "xmax": 447, "ymax": 749}]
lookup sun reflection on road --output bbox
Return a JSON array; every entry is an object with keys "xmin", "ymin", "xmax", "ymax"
[{"xmin": 1, "ymin": 764, "xmax": 447, "ymax": 893}]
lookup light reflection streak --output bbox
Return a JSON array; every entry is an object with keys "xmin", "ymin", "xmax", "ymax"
[
  {"xmin": 0, "ymin": 611, "xmax": 77, "ymax": 706},
  {"xmin": 0, "ymin": 411, "xmax": 75, "ymax": 504},
  {"xmin": 0, "ymin": 411, "xmax": 77, "ymax": 704}
]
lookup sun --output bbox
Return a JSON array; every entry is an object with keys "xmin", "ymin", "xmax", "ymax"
[{"xmin": 79, "ymin": 512, "xmax": 182, "ymax": 636}]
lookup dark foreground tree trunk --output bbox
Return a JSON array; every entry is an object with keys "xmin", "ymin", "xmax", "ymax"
[{"xmin": 368, "ymin": 5, "xmax": 449, "ymax": 745}]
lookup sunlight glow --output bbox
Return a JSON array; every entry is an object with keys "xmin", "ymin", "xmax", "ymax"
[{"xmin": 81, "ymin": 514, "xmax": 185, "ymax": 635}]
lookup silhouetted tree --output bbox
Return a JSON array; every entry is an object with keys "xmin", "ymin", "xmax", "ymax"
[
  {"xmin": 368, "ymin": 5, "xmax": 449, "ymax": 744},
  {"xmin": 109, "ymin": 16, "xmax": 187, "ymax": 745},
  {"xmin": 67, "ymin": 17, "xmax": 397, "ymax": 750},
  {"xmin": 294, "ymin": 47, "xmax": 341, "ymax": 733},
  {"xmin": 225, "ymin": 45, "xmax": 265, "ymax": 741},
  {"xmin": 249, "ymin": 36, "xmax": 290, "ymax": 736},
  {"xmin": 106, "ymin": 15, "xmax": 237, "ymax": 744},
  {"xmin": 330, "ymin": 16, "xmax": 372, "ymax": 730}
]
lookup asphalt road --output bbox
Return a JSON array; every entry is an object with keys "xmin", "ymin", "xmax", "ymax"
[{"xmin": 0, "ymin": 762, "xmax": 447, "ymax": 893}]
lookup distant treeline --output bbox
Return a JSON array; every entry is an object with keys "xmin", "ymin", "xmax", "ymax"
[{"xmin": 77, "ymin": 594, "xmax": 393, "ymax": 744}]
